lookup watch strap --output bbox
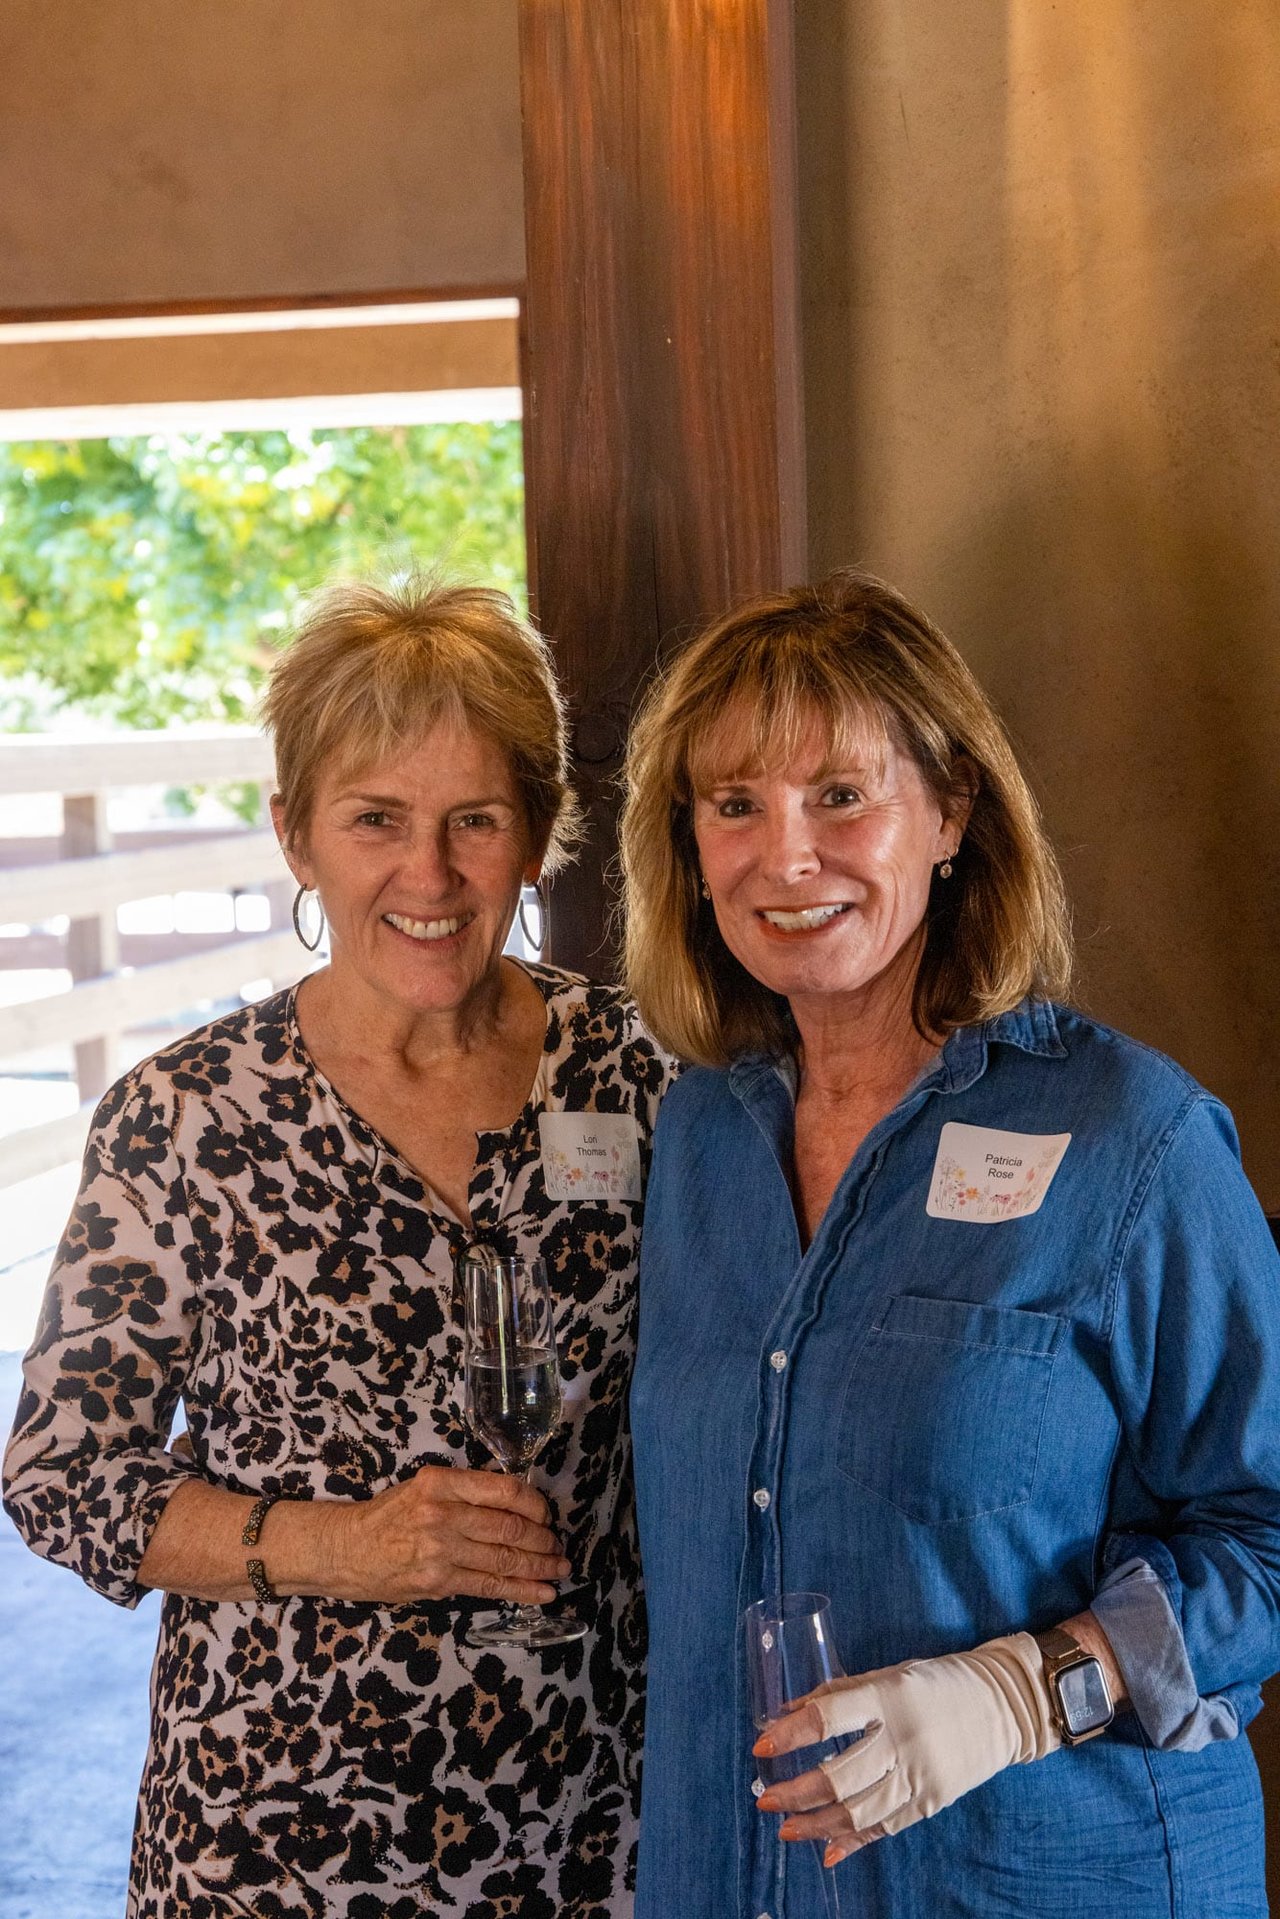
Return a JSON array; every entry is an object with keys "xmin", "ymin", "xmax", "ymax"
[{"xmin": 1035, "ymin": 1625, "xmax": 1083, "ymax": 1667}]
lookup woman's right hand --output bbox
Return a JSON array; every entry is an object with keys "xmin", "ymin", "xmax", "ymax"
[{"xmin": 323, "ymin": 1465, "xmax": 572, "ymax": 1606}]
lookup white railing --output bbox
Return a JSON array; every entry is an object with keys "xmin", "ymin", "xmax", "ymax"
[{"xmin": 0, "ymin": 729, "xmax": 308, "ymax": 1188}]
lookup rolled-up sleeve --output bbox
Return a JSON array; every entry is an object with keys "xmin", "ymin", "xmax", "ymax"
[
  {"xmin": 1097, "ymin": 1094, "xmax": 1280, "ymax": 1747},
  {"xmin": 2, "ymin": 1075, "xmax": 203, "ymax": 1607}
]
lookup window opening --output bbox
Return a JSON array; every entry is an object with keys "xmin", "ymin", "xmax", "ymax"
[{"xmin": 0, "ymin": 303, "xmax": 530, "ymax": 1918}]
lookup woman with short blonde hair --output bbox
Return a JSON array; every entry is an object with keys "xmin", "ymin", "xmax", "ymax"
[
  {"xmin": 6, "ymin": 570, "xmax": 671, "ymax": 1917},
  {"xmin": 625, "ymin": 568, "xmax": 1280, "ymax": 1919}
]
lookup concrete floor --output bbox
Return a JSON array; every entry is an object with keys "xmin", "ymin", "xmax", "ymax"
[{"xmin": 0, "ymin": 1351, "xmax": 157, "ymax": 1919}]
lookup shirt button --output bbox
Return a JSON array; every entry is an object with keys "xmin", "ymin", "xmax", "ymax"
[
  {"xmin": 751, "ymin": 1776, "xmax": 766, "ymax": 1798},
  {"xmin": 769, "ymin": 1349, "xmax": 788, "ymax": 1372},
  {"xmin": 753, "ymin": 1488, "xmax": 771, "ymax": 1510}
]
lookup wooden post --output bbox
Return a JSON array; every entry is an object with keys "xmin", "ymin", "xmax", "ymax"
[
  {"xmin": 259, "ymin": 779, "xmax": 294, "ymax": 946},
  {"xmin": 519, "ymin": 0, "xmax": 806, "ymax": 973},
  {"xmin": 63, "ymin": 792, "xmax": 118, "ymax": 1100}
]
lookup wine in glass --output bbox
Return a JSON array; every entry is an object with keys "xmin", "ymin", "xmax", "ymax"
[
  {"xmin": 744, "ymin": 1591, "xmax": 850, "ymax": 1918},
  {"xmin": 461, "ymin": 1247, "xmax": 586, "ymax": 1649}
]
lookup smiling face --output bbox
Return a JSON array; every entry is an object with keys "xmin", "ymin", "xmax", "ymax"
[
  {"xmin": 691, "ymin": 705, "xmax": 968, "ymax": 1033},
  {"xmin": 278, "ymin": 717, "xmax": 542, "ymax": 1023}
]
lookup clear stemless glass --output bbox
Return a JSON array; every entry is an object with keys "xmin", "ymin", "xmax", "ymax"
[
  {"xmin": 460, "ymin": 1247, "xmax": 586, "ymax": 1649},
  {"xmin": 744, "ymin": 1591, "xmax": 848, "ymax": 1918}
]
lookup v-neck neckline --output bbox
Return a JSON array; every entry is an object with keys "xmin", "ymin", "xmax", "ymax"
[{"xmin": 283, "ymin": 966, "xmax": 562, "ymax": 1220}]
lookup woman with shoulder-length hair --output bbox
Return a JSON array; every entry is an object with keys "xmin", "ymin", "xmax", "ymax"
[
  {"xmin": 5, "ymin": 573, "xmax": 673, "ymax": 1918},
  {"xmin": 621, "ymin": 567, "xmax": 1280, "ymax": 1918}
]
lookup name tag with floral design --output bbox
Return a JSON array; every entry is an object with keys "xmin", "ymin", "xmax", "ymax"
[
  {"xmin": 539, "ymin": 1112, "xmax": 642, "ymax": 1202},
  {"xmin": 926, "ymin": 1122, "xmax": 1071, "ymax": 1222}
]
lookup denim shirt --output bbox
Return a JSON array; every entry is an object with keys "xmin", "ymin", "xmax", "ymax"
[{"xmin": 631, "ymin": 1002, "xmax": 1280, "ymax": 1919}]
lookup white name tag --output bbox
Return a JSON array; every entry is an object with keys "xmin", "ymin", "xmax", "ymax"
[
  {"xmin": 926, "ymin": 1122, "xmax": 1071, "ymax": 1223},
  {"xmin": 539, "ymin": 1112, "xmax": 642, "ymax": 1203}
]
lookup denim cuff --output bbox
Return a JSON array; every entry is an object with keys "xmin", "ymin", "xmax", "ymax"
[{"xmin": 1093, "ymin": 1550, "xmax": 1240, "ymax": 1751}]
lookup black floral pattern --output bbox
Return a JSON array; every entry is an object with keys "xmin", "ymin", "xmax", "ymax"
[{"xmin": 2, "ymin": 965, "xmax": 673, "ymax": 1917}]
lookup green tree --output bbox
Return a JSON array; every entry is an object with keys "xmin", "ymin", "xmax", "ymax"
[{"xmin": 0, "ymin": 422, "xmax": 526, "ymax": 731}]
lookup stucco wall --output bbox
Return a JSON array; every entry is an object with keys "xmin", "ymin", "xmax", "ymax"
[
  {"xmin": 797, "ymin": 1, "xmax": 1280, "ymax": 1205},
  {"xmin": 0, "ymin": 0, "xmax": 523, "ymax": 310}
]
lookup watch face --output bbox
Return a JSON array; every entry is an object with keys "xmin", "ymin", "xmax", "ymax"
[{"xmin": 1057, "ymin": 1658, "xmax": 1112, "ymax": 1736}]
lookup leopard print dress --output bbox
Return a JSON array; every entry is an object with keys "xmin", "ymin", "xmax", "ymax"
[{"xmin": 3, "ymin": 964, "xmax": 673, "ymax": 1919}]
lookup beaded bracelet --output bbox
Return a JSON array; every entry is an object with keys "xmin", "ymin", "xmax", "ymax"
[{"xmin": 241, "ymin": 1494, "xmax": 279, "ymax": 1603}]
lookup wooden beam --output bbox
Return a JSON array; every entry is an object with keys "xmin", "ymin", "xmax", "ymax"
[
  {"xmin": 0, "ymin": 287, "xmax": 522, "ymax": 327},
  {"xmin": 0, "ymin": 829, "xmax": 286, "ymax": 927},
  {"xmin": 0, "ymin": 317, "xmax": 519, "ymax": 414},
  {"xmin": 0, "ymin": 1104, "xmax": 96, "ymax": 1191},
  {"xmin": 0, "ymin": 929, "xmax": 309, "ymax": 1065},
  {"xmin": 519, "ymin": 0, "xmax": 806, "ymax": 974},
  {"xmin": 0, "ymin": 729, "xmax": 273, "ymax": 797}
]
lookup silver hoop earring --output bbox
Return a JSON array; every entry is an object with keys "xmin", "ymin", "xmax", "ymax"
[
  {"xmin": 291, "ymin": 885, "xmax": 326, "ymax": 952},
  {"xmin": 518, "ymin": 879, "xmax": 548, "ymax": 952}
]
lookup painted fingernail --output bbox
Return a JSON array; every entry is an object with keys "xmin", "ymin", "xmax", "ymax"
[
  {"xmin": 824, "ymin": 1844, "xmax": 841, "ymax": 1868},
  {"xmin": 753, "ymin": 1735, "xmax": 777, "ymax": 1757},
  {"xmin": 756, "ymin": 1792, "xmax": 780, "ymax": 1811},
  {"xmin": 778, "ymin": 1821, "xmax": 801, "ymax": 1840}
]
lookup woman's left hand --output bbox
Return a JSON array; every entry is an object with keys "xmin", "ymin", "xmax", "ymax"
[{"xmin": 754, "ymin": 1633, "xmax": 1060, "ymax": 1865}]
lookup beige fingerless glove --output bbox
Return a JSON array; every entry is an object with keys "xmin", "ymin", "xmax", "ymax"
[{"xmin": 814, "ymin": 1632, "xmax": 1060, "ymax": 1837}]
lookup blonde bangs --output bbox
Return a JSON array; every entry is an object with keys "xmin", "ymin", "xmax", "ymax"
[
  {"xmin": 296, "ymin": 637, "xmax": 470, "ymax": 795},
  {"xmin": 264, "ymin": 574, "xmax": 581, "ymax": 868},
  {"xmin": 680, "ymin": 630, "xmax": 896, "ymax": 800}
]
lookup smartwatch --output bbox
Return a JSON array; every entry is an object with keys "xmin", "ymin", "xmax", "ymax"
[{"xmin": 1034, "ymin": 1626, "xmax": 1115, "ymax": 1745}]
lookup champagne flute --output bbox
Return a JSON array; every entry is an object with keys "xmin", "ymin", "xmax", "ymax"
[
  {"xmin": 460, "ymin": 1247, "xmax": 586, "ymax": 1649},
  {"xmin": 744, "ymin": 1592, "xmax": 849, "ymax": 1918}
]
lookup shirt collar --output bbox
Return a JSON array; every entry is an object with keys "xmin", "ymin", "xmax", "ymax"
[
  {"xmin": 727, "ymin": 998, "xmax": 1068, "ymax": 1110},
  {"xmin": 986, "ymin": 996, "xmax": 1068, "ymax": 1057},
  {"xmin": 934, "ymin": 997, "xmax": 1067, "ymax": 1094}
]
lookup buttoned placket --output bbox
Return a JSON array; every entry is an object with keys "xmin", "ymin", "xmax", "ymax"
[{"xmin": 730, "ymin": 1030, "xmax": 996, "ymax": 1919}]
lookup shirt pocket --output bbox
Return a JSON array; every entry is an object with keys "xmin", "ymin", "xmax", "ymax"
[{"xmin": 835, "ymin": 1292, "xmax": 1067, "ymax": 1524}]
